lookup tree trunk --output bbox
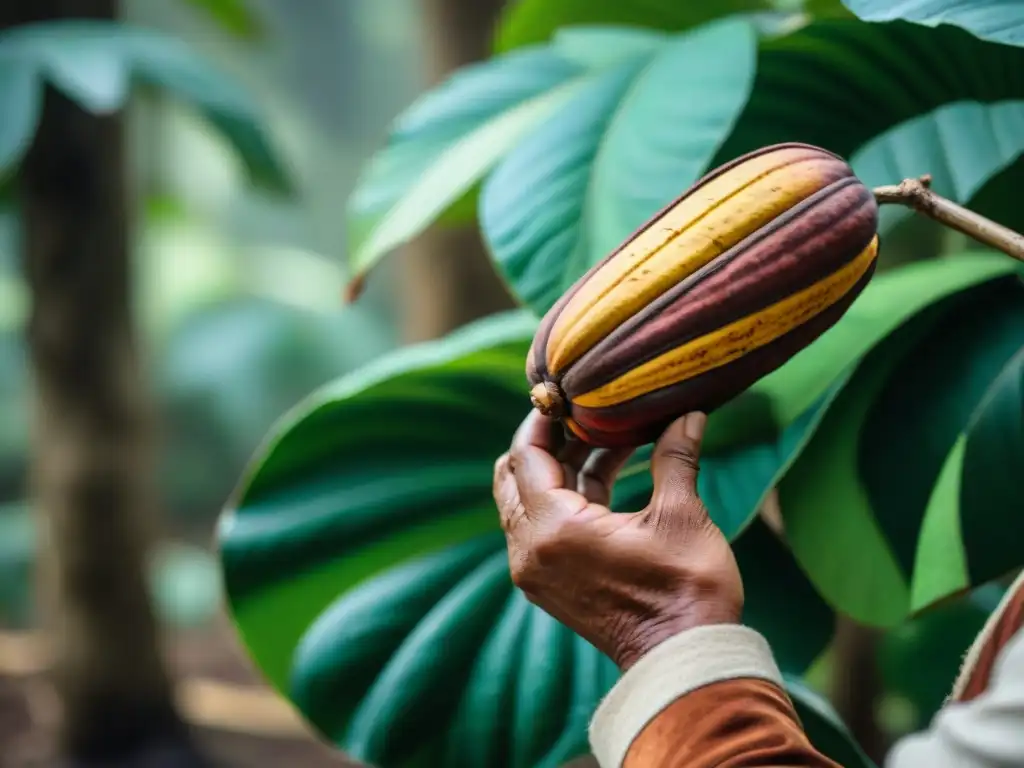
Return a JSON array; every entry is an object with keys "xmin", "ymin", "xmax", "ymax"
[
  {"xmin": 9, "ymin": 1, "xmax": 198, "ymax": 763},
  {"xmin": 831, "ymin": 617, "xmax": 887, "ymax": 764},
  {"xmin": 399, "ymin": 0, "xmax": 516, "ymax": 343}
]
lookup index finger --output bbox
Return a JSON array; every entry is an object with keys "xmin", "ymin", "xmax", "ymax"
[
  {"xmin": 511, "ymin": 408, "xmax": 562, "ymax": 456},
  {"xmin": 509, "ymin": 410, "xmax": 569, "ymax": 508}
]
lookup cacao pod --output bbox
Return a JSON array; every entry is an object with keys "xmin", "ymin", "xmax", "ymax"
[{"xmin": 526, "ymin": 142, "xmax": 880, "ymax": 448}]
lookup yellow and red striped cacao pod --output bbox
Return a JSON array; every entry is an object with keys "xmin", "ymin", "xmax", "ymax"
[{"xmin": 526, "ymin": 142, "xmax": 880, "ymax": 448}]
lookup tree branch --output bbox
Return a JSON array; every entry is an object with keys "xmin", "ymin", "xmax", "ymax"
[{"xmin": 873, "ymin": 175, "xmax": 1024, "ymax": 264}]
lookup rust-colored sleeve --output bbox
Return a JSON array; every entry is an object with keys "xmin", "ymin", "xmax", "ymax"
[
  {"xmin": 587, "ymin": 624, "xmax": 832, "ymax": 767},
  {"xmin": 624, "ymin": 678, "xmax": 842, "ymax": 768}
]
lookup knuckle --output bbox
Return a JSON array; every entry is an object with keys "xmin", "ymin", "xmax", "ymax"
[
  {"xmin": 494, "ymin": 452, "xmax": 509, "ymax": 477},
  {"xmin": 658, "ymin": 443, "xmax": 700, "ymax": 469},
  {"xmin": 531, "ymin": 524, "xmax": 568, "ymax": 566},
  {"xmin": 508, "ymin": 443, "xmax": 532, "ymax": 472},
  {"xmin": 508, "ymin": 552, "xmax": 538, "ymax": 591}
]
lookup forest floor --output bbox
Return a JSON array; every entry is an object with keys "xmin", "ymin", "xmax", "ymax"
[
  {"xmin": 0, "ymin": 613, "xmax": 602, "ymax": 767},
  {"xmin": 0, "ymin": 614, "xmax": 357, "ymax": 767}
]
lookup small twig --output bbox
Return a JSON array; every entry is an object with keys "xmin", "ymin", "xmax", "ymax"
[{"xmin": 873, "ymin": 175, "xmax": 1024, "ymax": 264}]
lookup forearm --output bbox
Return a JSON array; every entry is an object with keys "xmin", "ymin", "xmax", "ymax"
[{"xmin": 588, "ymin": 625, "xmax": 841, "ymax": 768}]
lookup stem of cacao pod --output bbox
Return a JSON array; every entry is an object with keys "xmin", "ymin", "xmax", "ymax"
[
  {"xmin": 873, "ymin": 175, "xmax": 1024, "ymax": 263},
  {"xmin": 531, "ymin": 381, "xmax": 565, "ymax": 419}
]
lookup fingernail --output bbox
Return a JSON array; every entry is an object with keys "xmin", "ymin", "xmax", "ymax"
[{"xmin": 684, "ymin": 412, "xmax": 707, "ymax": 440}]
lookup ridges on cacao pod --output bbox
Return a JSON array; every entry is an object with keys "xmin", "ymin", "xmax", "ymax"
[{"xmin": 527, "ymin": 142, "xmax": 880, "ymax": 448}]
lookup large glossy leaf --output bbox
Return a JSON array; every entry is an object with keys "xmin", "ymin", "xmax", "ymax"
[
  {"xmin": 706, "ymin": 18, "xmax": 1024, "ymax": 243},
  {"xmin": 481, "ymin": 18, "xmax": 757, "ymax": 312},
  {"xmin": 0, "ymin": 20, "xmax": 289, "ymax": 192},
  {"xmin": 218, "ymin": 309, "xmax": 840, "ymax": 767},
  {"xmin": 860, "ymin": 278, "xmax": 1024, "ymax": 611},
  {"xmin": 345, "ymin": 13, "xmax": 1024, "ymax": 309},
  {"xmin": 702, "ymin": 253, "xmax": 1020, "ymax": 451},
  {"xmin": 851, "ymin": 100, "xmax": 1024, "ymax": 233},
  {"xmin": 493, "ymin": 0, "xmax": 770, "ymax": 52},
  {"xmin": 347, "ymin": 19, "xmax": 756, "ymax": 295},
  {"xmin": 157, "ymin": 297, "xmax": 391, "ymax": 525},
  {"xmin": 843, "ymin": 0, "xmax": 1024, "ymax": 48},
  {"xmin": 714, "ymin": 19, "xmax": 1024, "ymax": 165},
  {"xmin": 348, "ymin": 16, "xmax": 1024, "ymax": 305},
  {"xmin": 778, "ymin": 307, "xmax": 946, "ymax": 626},
  {"xmin": 482, "ymin": 17, "xmax": 1024, "ymax": 318},
  {"xmin": 346, "ymin": 46, "xmax": 591, "ymax": 283},
  {"xmin": 779, "ymin": 266, "xmax": 1024, "ymax": 626}
]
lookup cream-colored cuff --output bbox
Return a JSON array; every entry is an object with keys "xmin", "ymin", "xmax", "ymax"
[{"xmin": 588, "ymin": 624, "xmax": 783, "ymax": 768}]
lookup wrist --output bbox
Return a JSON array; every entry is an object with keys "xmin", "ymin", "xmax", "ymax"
[{"xmin": 613, "ymin": 585, "xmax": 744, "ymax": 671}]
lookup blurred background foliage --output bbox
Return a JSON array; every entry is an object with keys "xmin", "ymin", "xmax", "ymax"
[
  {"xmin": 0, "ymin": 0, "xmax": 424, "ymax": 628},
  {"xmin": 2, "ymin": 1, "xmax": 1023, "ymax": 767}
]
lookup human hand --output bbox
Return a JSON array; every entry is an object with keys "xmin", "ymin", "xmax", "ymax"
[{"xmin": 493, "ymin": 410, "xmax": 744, "ymax": 671}]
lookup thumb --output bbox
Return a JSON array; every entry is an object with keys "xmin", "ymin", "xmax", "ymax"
[{"xmin": 649, "ymin": 412, "xmax": 707, "ymax": 512}]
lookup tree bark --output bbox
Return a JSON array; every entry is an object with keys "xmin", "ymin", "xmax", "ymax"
[
  {"xmin": 399, "ymin": 0, "xmax": 516, "ymax": 343},
  {"xmin": 8, "ymin": 0, "xmax": 196, "ymax": 763},
  {"xmin": 830, "ymin": 617, "xmax": 887, "ymax": 764}
]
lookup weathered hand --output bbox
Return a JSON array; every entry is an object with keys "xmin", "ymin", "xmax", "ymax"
[{"xmin": 493, "ymin": 410, "xmax": 744, "ymax": 671}]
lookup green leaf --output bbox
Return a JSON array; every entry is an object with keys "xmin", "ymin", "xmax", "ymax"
[
  {"xmin": 443, "ymin": 590, "xmax": 537, "ymax": 767},
  {"xmin": 779, "ymin": 296, "xmax": 964, "ymax": 626},
  {"xmin": 494, "ymin": 0, "xmax": 771, "ymax": 52},
  {"xmin": 0, "ymin": 22, "xmax": 130, "ymax": 113},
  {"xmin": 218, "ymin": 309, "xmax": 536, "ymax": 683},
  {"xmin": 704, "ymin": 253, "xmax": 1021, "ymax": 451},
  {"xmin": 804, "ymin": 0, "xmax": 858, "ymax": 18},
  {"xmin": 880, "ymin": 584, "xmax": 1005, "ymax": 730},
  {"xmin": 0, "ymin": 20, "xmax": 290, "ymax": 193},
  {"xmin": 734, "ymin": 519, "xmax": 837, "ymax": 674},
  {"xmin": 510, "ymin": 608, "xmax": 575, "ymax": 767},
  {"xmin": 289, "ymin": 535, "xmax": 502, "ymax": 742},
  {"xmin": 959, "ymin": 344, "xmax": 1024, "ymax": 586},
  {"xmin": 860, "ymin": 278, "xmax": 1024, "ymax": 608},
  {"xmin": 774, "ymin": 294, "xmax": 966, "ymax": 626},
  {"xmin": 0, "ymin": 58, "xmax": 39, "ymax": 177},
  {"xmin": 534, "ymin": 635, "xmax": 610, "ymax": 768},
  {"xmin": 779, "ymin": 268, "xmax": 1024, "ymax": 626},
  {"xmin": 712, "ymin": 19, "xmax": 1024, "ymax": 175},
  {"xmin": 482, "ymin": 17, "xmax": 1024, "ymax": 319},
  {"xmin": 342, "ymin": 551, "xmax": 512, "ymax": 766},
  {"xmin": 910, "ymin": 435, "xmax": 969, "ymax": 610},
  {"xmin": 482, "ymin": 18, "xmax": 757, "ymax": 313},
  {"xmin": 851, "ymin": 100, "xmax": 1024, "ymax": 233},
  {"xmin": 157, "ymin": 296, "xmax": 391, "ymax": 525},
  {"xmin": 345, "ymin": 48, "xmax": 588, "ymax": 282},
  {"xmin": 184, "ymin": 0, "xmax": 264, "ymax": 40},
  {"xmin": 843, "ymin": 0, "xmax": 1024, "ymax": 48},
  {"xmin": 218, "ymin": 308, "xmax": 835, "ymax": 766}
]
